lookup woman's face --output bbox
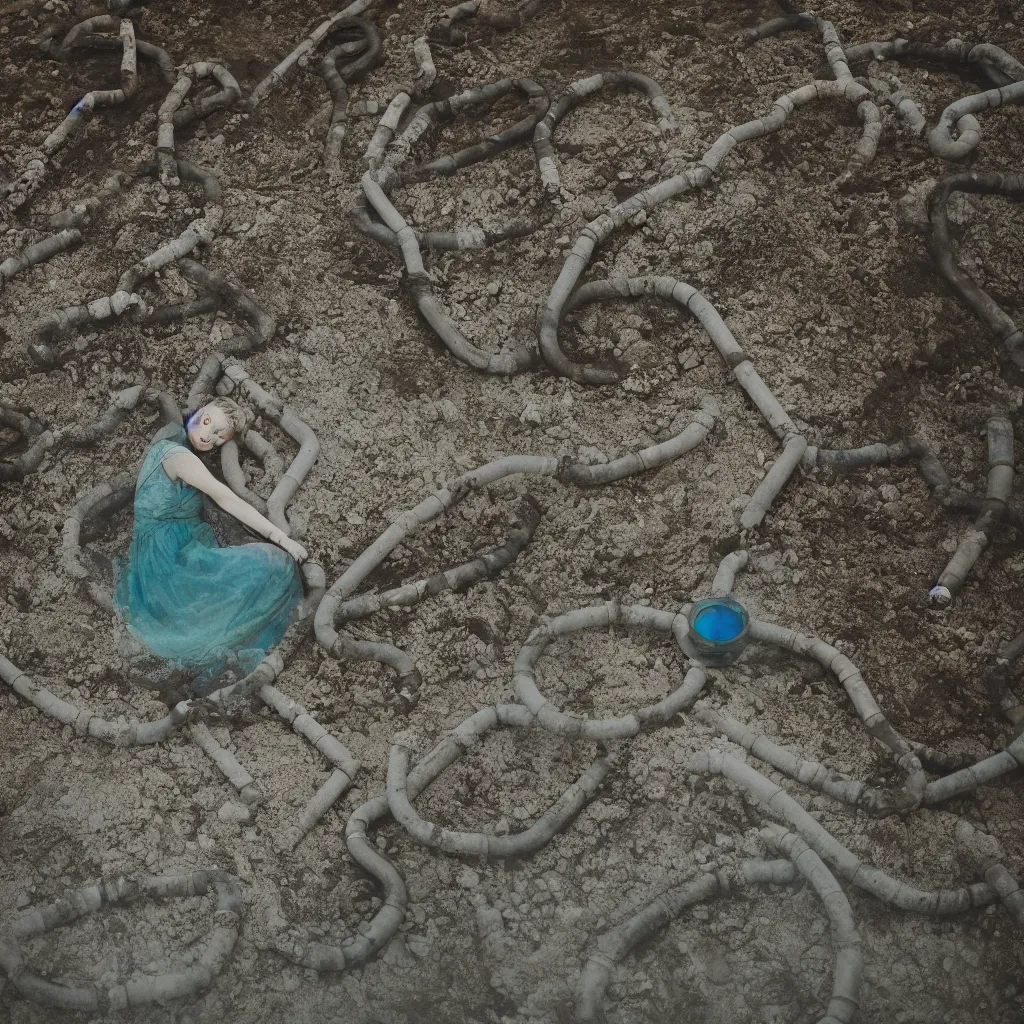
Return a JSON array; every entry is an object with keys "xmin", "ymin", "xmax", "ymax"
[{"xmin": 187, "ymin": 405, "xmax": 233, "ymax": 452}]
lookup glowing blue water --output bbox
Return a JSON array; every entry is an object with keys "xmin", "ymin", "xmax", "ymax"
[{"xmin": 692, "ymin": 603, "xmax": 746, "ymax": 642}]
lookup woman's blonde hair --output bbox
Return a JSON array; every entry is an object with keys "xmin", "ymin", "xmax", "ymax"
[{"xmin": 185, "ymin": 396, "xmax": 251, "ymax": 440}]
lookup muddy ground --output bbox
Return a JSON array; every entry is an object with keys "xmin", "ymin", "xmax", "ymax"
[{"xmin": 2, "ymin": 0, "xmax": 1024, "ymax": 1022}]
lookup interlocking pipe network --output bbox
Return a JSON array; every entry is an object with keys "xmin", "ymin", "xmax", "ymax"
[{"xmin": 2, "ymin": 3, "xmax": 1024, "ymax": 1019}]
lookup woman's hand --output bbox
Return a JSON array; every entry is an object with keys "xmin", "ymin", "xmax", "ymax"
[
  {"xmin": 268, "ymin": 527, "xmax": 307, "ymax": 564},
  {"xmin": 280, "ymin": 536, "xmax": 308, "ymax": 564}
]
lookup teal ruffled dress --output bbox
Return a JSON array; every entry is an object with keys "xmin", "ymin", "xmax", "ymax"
[{"xmin": 113, "ymin": 424, "xmax": 304, "ymax": 689}]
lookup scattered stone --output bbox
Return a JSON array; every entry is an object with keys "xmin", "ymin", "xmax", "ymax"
[
  {"xmin": 678, "ymin": 347, "xmax": 702, "ymax": 370},
  {"xmin": 218, "ymin": 801, "xmax": 251, "ymax": 823},
  {"xmin": 520, "ymin": 402, "xmax": 543, "ymax": 426},
  {"xmin": 437, "ymin": 398, "xmax": 459, "ymax": 422},
  {"xmin": 458, "ymin": 867, "xmax": 480, "ymax": 889}
]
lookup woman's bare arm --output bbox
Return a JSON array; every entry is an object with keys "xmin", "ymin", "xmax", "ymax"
[{"xmin": 162, "ymin": 450, "xmax": 306, "ymax": 560}]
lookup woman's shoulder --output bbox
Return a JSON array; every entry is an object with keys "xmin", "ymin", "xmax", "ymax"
[{"xmin": 140, "ymin": 426, "xmax": 191, "ymax": 483}]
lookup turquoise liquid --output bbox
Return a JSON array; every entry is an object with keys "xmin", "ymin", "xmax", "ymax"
[{"xmin": 693, "ymin": 603, "xmax": 746, "ymax": 642}]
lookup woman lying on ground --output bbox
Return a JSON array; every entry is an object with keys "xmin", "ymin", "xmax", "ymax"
[{"xmin": 113, "ymin": 396, "xmax": 307, "ymax": 693}]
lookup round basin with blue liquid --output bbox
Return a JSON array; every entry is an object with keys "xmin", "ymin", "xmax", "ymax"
[
  {"xmin": 686, "ymin": 597, "xmax": 749, "ymax": 665},
  {"xmin": 692, "ymin": 602, "xmax": 747, "ymax": 643}
]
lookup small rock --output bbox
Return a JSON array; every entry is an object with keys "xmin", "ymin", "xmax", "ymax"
[
  {"xmin": 476, "ymin": 904, "xmax": 504, "ymax": 939},
  {"xmin": 520, "ymin": 402, "xmax": 543, "ymax": 427},
  {"xmin": 218, "ymin": 801, "xmax": 251, "ymax": 824},
  {"xmin": 458, "ymin": 867, "xmax": 480, "ymax": 889},
  {"xmin": 437, "ymin": 399, "xmax": 459, "ymax": 422},
  {"xmin": 678, "ymin": 347, "xmax": 702, "ymax": 370},
  {"xmin": 485, "ymin": 280, "xmax": 502, "ymax": 296},
  {"xmin": 955, "ymin": 820, "xmax": 1003, "ymax": 871}
]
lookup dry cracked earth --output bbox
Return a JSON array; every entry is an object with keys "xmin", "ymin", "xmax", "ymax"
[{"xmin": 2, "ymin": 0, "xmax": 1024, "ymax": 1022}]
